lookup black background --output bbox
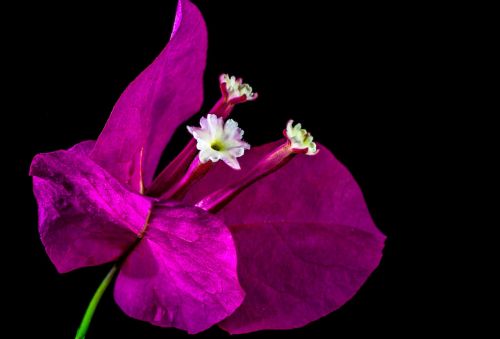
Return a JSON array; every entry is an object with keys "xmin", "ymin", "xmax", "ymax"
[{"xmin": 6, "ymin": 0, "xmax": 464, "ymax": 338}]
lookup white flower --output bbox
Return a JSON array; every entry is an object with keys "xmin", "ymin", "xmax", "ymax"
[
  {"xmin": 187, "ymin": 114, "xmax": 251, "ymax": 170},
  {"xmin": 220, "ymin": 74, "xmax": 258, "ymax": 102},
  {"xmin": 285, "ymin": 120, "xmax": 318, "ymax": 155}
]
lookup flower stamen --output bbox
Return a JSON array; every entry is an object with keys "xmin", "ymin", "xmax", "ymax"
[{"xmin": 211, "ymin": 141, "xmax": 224, "ymax": 151}]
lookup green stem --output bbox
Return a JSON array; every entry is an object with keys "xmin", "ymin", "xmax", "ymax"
[{"xmin": 75, "ymin": 265, "xmax": 118, "ymax": 339}]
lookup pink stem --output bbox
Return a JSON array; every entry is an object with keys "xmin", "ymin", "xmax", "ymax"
[
  {"xmin": 196, "ymin": 142, "xmax": 294, "ymax": 212},
  {"xmin": 160, "ymin": 156, "xmax": 212, "ymax": 201}
]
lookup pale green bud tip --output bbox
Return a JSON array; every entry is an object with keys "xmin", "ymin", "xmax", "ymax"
[
  {"xmin": 285, "ymin": 120, "xmax": 318, "ymax": 156},
  {"xmin": 220, "ymin": 74, "xmax": 258, "ymax": 102}
]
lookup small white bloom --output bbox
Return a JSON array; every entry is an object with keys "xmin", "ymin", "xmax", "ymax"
[
  {"xmin": 285, "ymin": 120, "xmax": 318, "ymax": 155},
  {"xmin": 187, "ymin": 114, "xmax": 251, "ymax": 170},
  {"xmin": 220, "ymin": 74, "xmax": 258, "ymax": 102}
]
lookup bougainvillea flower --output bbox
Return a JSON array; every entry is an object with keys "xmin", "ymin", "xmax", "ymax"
[{"xmin": 29, "ymin": 0, "xmax": 385, "ymax": 336}]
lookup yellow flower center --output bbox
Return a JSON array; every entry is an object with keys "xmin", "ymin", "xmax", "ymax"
[{"xmin": 210, "ymin": 140, "xmax": 225, "ymax": 152}]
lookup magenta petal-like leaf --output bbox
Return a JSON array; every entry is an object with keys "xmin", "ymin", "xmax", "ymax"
[
  {"xmin": 185, "ymin": 142, "xmax": 385, "ymax": 333},
  {"xmin": 90, "ymin": 0, "xmax": 207, "ymax": 192},
  {"xmin": 113, "ymin": 202, "xmax": 244, "ymax": 334},
  {"xmin": 220, "ymin": 221, "xmax": 383, "ymax": 333},
  {"xmin": 30, "ymin": 141, "xmax": 152, "ymax": 273}
]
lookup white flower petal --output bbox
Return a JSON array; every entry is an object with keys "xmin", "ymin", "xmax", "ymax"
[
  {"xmin": 222, "ymin": 155, "xmax": 241, "ymax": 170},
  {"xmin": 187, "ymin": 114, "xmax": 250, "ymax": 169}
]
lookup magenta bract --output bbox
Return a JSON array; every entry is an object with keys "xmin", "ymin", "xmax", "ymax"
[
  {"xmin": 185, "ymin": 142, "xmax": 385, "ymax": 333},
  {"xmin": 30, "ymin": 0, "xmax": 385, "ymax": 335}
]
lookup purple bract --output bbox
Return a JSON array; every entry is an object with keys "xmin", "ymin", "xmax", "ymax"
[{"xmin": 30, "ymin": 0, "xmax": 385, "ymax": 335}]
